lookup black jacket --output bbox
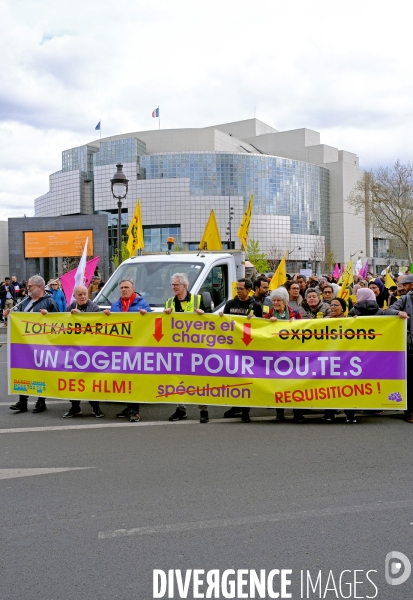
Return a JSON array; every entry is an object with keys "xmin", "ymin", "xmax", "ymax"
[
  {"xmin": 223, "ymin": 297, "xmax": 263, "ymax": 317},
  {"xmin": 15, "ymin": 294, "xmax": 59, "ymax": 313},
  {"xmin": 67, "ymin": 300, "xmax": 102, "ymax": 313},
  {"xmin": 348, "ymin": 300, "xmax": 383, "ymax": 317},
  {"xmin": 0, "ymin": 283, "xmax": 17, "ymax": 301}
]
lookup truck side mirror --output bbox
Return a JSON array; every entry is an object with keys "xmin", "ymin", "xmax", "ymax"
[{"xmin": 201, "ymin": 291, "xmax": 213, "ymax": 313}]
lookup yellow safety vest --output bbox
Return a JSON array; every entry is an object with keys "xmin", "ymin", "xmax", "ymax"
[{"xmin": 165, "ymin": 294, "xmax": 200, "ymax": 312}]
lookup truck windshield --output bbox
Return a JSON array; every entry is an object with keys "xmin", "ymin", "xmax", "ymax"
[{"xmin": 95, "ymin": 261, "xmax": 204, "ymax": 308}]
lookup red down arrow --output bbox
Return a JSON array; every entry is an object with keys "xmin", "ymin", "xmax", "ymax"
[
  {"xmin": 153, "ymin": 318, "xmax": 164, "ymax": 342},
  {"xmin": 241, "ymin": 322, "xmax": 252, "ymax": 346}
]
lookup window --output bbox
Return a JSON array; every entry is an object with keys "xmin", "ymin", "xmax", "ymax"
[
  {"xmin": 199, "ymin": 265, "xmax": 228, "ymax": 310},
  {"xmin": 95, "ymin": 261, "xmax": 204, "ymax": 308},
  {"xmin": 143, "ymin": 225, "xmax": 181, "ymax": 252}
]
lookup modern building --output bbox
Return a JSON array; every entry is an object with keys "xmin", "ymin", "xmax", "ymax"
[
  {"xmin": 8, "ymin": 215, "xmax": 110, "ymax": 283},
  {"xmin": 32, "ymin": 118, "xmax": 368, "ymax": 273},
  {"xmin": 0, "ymin": 221, "xmax": 9, "ymax": 277}
]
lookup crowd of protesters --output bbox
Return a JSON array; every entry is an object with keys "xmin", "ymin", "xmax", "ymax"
[{"xmin": 2, "ymin": 267, "xmax": 413, "ymax": 426}]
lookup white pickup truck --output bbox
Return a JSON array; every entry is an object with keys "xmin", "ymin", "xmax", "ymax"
[{"xmin": 95, "ymin": 251, "xmax": 246, "ymax": 313}]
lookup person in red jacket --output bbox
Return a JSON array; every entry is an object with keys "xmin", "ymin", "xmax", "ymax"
[{"xmin": 265, "ymin": 287, "xmax": 302, "ymax": 321}]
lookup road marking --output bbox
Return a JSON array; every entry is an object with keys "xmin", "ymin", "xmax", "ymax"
[
  {"xmin": 0, "ymin": 417, "xmax": 259, "ymax": 434},
  {"xmin": 0, "ymin": 412, "xmax": 403, "ymax": 435},
  {"xmin": 98, "ymin": 500, "xmax": 413, "ymax": 539},
  {"xmin": 0, "ymin": 401, "xmax": 68, "ymax": 406},
  {"xmin": 0, "ymin": 467, "xmax": 93, "ymax": 480}
]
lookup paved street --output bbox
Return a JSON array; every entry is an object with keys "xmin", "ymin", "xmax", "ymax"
[{"xmin": 0, "ymin": 334, "xmax": 412, "ymax": 599}]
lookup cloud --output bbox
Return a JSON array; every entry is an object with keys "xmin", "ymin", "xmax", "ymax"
[{"xmin": 1, "ymin": 0, "xmax": 413, "ymax": 218}]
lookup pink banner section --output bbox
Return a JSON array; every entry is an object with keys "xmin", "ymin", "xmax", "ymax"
[{"xmin": 60, "ymin": 257, "xmax": 100, "ymax": 303}]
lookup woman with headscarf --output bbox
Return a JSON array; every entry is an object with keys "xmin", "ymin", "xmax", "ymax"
[
  {"xmin": 348, "ymin": 287, "xmax": 385, "ymax": 416},
  {"xmin": 348, "ymin": 287, "xmax": 384, "ymax": 316},
  {"xmin": 368, "ymin": 278, "xmax": 389, "ymax": 309}
]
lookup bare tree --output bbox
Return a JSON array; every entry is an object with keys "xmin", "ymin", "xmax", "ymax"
[
  {"xmin": 348, "ymin": 161, "xmax": 413, "ymax": 263},
  {"xmin": 309, "ymin": 239, "xmax": 326, "ymax": 272},
  {"xmin": 267, "ymin": 245, "xmax": 284, "ymax": 271}
]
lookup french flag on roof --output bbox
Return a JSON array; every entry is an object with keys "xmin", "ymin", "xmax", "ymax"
[{"xmin": 152, "ymin": 107, "xmax": 159, "ymax": 118}]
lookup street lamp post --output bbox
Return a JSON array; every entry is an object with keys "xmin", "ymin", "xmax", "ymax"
[
  {"xmin": 350, "ymin": 249, "xmax": 363, "ymax": 259},
  {"xmin": 111, "ymin": 164, "xmax": 129, "ymax": 262},
  {"xmin": 226, "ymin": 186, "xmax": 234, "ymax": 249},
  {"xmin": 288, "ymin": 246, "xmax": 301, "ymax": 272}
]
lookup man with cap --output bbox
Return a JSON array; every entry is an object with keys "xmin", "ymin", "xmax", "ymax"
[{"xmin": 386, "ymin": 273, "xmax": 413, "ymax": 423}]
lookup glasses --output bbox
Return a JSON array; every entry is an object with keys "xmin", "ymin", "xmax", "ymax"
[
  {"xmin": 331, "ymin": 303, "xmax": 341, "ymax": 308},
  {"xmin": 171, "ymin": 283, "xmax": 184, "ymax": 287}
]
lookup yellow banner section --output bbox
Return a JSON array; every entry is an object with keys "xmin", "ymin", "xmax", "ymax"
[{"xmin": 9, "ymin": 313, "xmax": 407, "ymax": 409}]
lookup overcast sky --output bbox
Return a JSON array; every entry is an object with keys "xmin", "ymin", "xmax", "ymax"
[{"xmin": 1, "ymin": 0, "xmax": 412, "ymax": 218}]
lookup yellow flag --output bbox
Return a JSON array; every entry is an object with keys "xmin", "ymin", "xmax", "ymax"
[
  {"xmin": 337, "ymin": 271, "xmax": 351, "ymax": 300},
  {"xmin": 237, "ymin": 195, "xmax": 253, "ymax": 251},
  {"xmin": 384, "ymin": 269, "xmax": 396, "ymax": 289},
  {"xmin": 199, "ymin": 210, "xmax": 222, "ymax": 251},
  {"xmin": 269, "ymin": 251, "xmax": 288, "ymax": 291},
  {"xmin": 126, "ymin": 200, "xmax": 144, "ymax": 255},
  {"xmin": 338, "ymin": 260, "xmax": 354, "ymax": 286}
]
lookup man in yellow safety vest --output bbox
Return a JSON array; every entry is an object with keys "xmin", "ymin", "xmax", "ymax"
[{"xmin": 164, "ymin": 272, "xmax": 210, "ymax": 423}]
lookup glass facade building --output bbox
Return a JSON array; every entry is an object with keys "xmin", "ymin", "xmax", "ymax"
[
  {"xmin": 34, "ymin": 118, "xmax": 366, "ymax": 264},
  {"xmin": 140, "ymin": 153, "xmax": 329, "ymax": 240}
]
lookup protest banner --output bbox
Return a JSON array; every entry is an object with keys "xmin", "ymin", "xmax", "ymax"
[{"xmin": 8, "ymin": 313, "xmax": 406, "ymax": 410}]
